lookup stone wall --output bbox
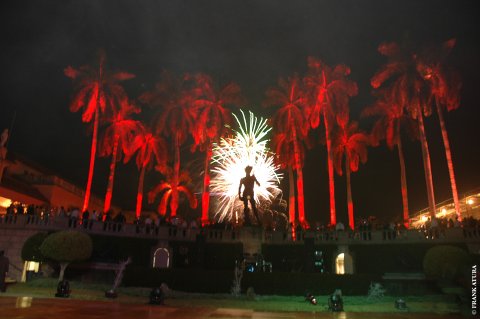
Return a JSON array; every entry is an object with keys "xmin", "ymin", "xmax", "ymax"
[{"xmin": 0, "ymin": 227, "xmax": 40, "ymax": 281}]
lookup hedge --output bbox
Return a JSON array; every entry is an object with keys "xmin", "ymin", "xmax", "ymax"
[
  {"xmin": 349, "ymin": 243, "xmax": 469, "ymax": 274},
  {"xmin": 123, "ymin": 267, "xmax": 381, "ymax": 295},
  {"xmin": 90, "ymin": 235, "xmax": 157, "ymax": 266}
]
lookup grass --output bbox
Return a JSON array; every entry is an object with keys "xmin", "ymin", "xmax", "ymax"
[{"xmin": 1, "ymin": 278, "xmax": 460, "ymax": 314}]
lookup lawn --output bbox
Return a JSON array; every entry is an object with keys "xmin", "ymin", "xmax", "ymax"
[{"xmin": 1, "ymin": 278, "xmax": 460, "ymax": 315}]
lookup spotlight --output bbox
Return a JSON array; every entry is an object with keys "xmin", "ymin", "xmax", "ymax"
[
  {"xmin": 55, "ymin": 280, "xmax": 70, "ymax": 298},
  {"xmin": 305, "ymin": 292, "xmax": 317, "ymax": 305},
  {"xmin": 105, "ymin": 289, "xmax": 118, "ymax": 298},
  {"xmin": 328, "ymin": 291, "xmax": 343, "ymax": 312},
  {"xmin": 246, "ymin": 263, "xmax": 256, "ymax": 273},
  {"xmin": 395, "ymin": 298, "xmax": 407, "ymax": 310},
  {"xmin": 149, "ymin": 287, "xmax": 164, "ymax": 305}
]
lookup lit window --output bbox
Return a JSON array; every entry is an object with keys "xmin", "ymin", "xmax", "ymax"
[{"xmin": 336, "ymin": 253, "xmax": 345, "ymax": 275}]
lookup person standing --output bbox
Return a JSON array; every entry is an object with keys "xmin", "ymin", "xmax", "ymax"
[{"xmin": 0, "ymin": 250, "xmax": 9, "ymax": 292}]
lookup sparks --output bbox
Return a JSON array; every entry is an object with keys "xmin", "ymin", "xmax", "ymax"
[{"xmin": 210, "ymin": 110, "xmax": 283, "ymax": 223}]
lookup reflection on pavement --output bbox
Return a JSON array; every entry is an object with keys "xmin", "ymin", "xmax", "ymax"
[{"xmin": 15, "ymin": 296, "xmax": 32, "ymax": 308}]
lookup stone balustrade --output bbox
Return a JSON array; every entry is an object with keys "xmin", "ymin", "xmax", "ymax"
[{"xmin": 1, "ymin": 214, "xmax": 479, "ymax": 245}]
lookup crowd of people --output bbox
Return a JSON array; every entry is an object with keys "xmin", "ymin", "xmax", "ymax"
[
  {"xmin": 419, "ymin": 215, "xmax": 480, "ymax": 239},
  {"xmin": 1, "ymin": 201, "xmax": 479, "ymax": 241}
]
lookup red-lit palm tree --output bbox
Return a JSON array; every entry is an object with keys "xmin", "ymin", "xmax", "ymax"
[
  {"xmin": 304, "ymin": 57, "xmax": 358, "ymax": 226},
  {"xmin": 371, "ymin": 42, "xmax": 437, "ymax": 217},
  {"xmin": 99, "ymin": 99, "xmax": 141, "ymax": 213},
  {"xmin": 140, "ymin": 71, "xmax": 195, "ymax": 217},
  {"xmin": 362, "ymin": 94, "xmax": 418, "ymax": 228},
  {"xmin": 125, "ymin": 123, "xmax": 168, "ymax": 219},
  {"xmin": 332, "ymin": 121, "xmax": 369, "ymax": 230},
  {"xmin": 190, "ymin": 73, "xmax": 243, "ymax": 225},
  {"xmin": 415, "ymin": 39, "xmax": 462, "ymax": 219},
  {"xmin": 148, "ymin": 168, "xmax": 198, "ymax": 216},
  {"xmin": 264, "ymin": 74, "xmax": 309, "ymax": 226},
  {"xmin": 65, "ymin": 50, "xmax": 135, "ymax": 212}
]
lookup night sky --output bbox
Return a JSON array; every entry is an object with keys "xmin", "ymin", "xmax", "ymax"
[{"xmin": 1, "ymin": 0, "xmax": 479, "ymax": 224}]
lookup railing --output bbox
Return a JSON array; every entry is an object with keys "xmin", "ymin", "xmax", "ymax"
[{"xmin": 1, "ymin": 214, "xmax": 479, "ymax": 245}]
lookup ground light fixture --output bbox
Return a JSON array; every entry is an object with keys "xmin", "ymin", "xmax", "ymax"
[
  {"xmin": 149, "ymin": 287, "xmax": 164, "ymax": 305},
  {"xmin": 328, "ymin": 292, "xmax": 343, "ymax": 312},
  {"xmin": 55, "ymin": 280, "xmax": 70, "ymax": 298},
  {"xmin": 395, "ymin": 298, "xmax": 407, "ymax": 310},
  {"xmin": 305, "ymin": 292, "xmax": 317, "ymax": 305}
]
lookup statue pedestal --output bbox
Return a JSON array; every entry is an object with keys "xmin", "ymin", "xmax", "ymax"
[{"xmin": 240, "ymin": 226, "xmax": 263, "ymax": 256}]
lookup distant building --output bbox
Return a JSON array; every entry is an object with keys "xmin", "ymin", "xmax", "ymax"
[
  {"xmin": 410, "ymin": 189, "xmax": 480, "ymax": 227},
  {"xmin": 0, "ymin": 152, "xmax": 109, "ymax": 214}
]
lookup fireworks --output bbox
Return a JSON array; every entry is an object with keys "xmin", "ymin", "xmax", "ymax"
[{"xmin": 210, "ymin": 110, "xmax": 282, "ymax": 222}]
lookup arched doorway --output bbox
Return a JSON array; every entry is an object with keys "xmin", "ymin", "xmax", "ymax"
[
  {"xmin": 335, "ymin": 253, "xmax": 345, "ymax": 274},
  {"xmin": 152, "ymin": 248, "xmax": 170, "ymax": 268},
  {"xmin": 335, "ymin": 252, "xmax": 354, "ymax": 274}
]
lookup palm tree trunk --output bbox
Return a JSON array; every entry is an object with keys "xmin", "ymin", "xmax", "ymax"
[
  {"xmin": 435, "ymin": 97, "xmax": 461, "ymax": 220},
  {"xmin": 345, "ymin": 156, "xmax": 354, "ymax": 230},
  {"xmin": 104, "ymin": 134, "xmax": 120, "ymax": 212},
  {"xmin": 288, "ymin": 167, "xmax": 296, "ymax": 225},
  {"xmin": 292, "ymin": 128, "xmax": 306, "ymax": 225},
  {"xmin": 417, "ymin": 111, "xmax": 436, "ymax": 217},
  {"xmin": 201, "ymin": 144, "xmax": 212, "ymax": 225},
  {"xmin": 323, "ymin": 109, "xmax": 336, "ymax": 226},
  {"xmin": 135, "ymin": 164, "xmax": 146, "ymax": 219},
  {"xmin": 170, "ymin": 134, "xmax": 180, "ymax": 217},
  {"xmin": 82, "ymin": 108, "xmax": 99, "ymax": 212},
  {"xmin": 396, "ymin": 126, "xmax": 410, "ymax": 228}
]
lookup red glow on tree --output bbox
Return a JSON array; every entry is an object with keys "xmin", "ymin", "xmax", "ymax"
[
  {"xmin": 190, "ymin": 73, "xmax": 243, "ymax": 226},
  {"xmin": 125, "ymin": 124, "xmax": 168, "ymax": 219},
  {"xmin": 333, "ymin": 121, "xmax": 369, "ymax": 230},
  {"xmin": 416, "ymin": 39, "xmax": 462, "ymax": 220},
  {"xmin": 304, "ymin": 57, "xmax": 358, "ymax": 226},
  {"xmin": 148, "ymin": 168, "xmax": 197, "ymax": 217},
  {"xmin": 264, "ymin": 74, "xmax": 309, "ymax": 227},
  {"xmin": 140, "ymin": 71, "xmax": 196, "ymax": 217},
  {"xmin": 99, "ymin": 100, "xmax": 141, "ymax": 213},
  {"xmin": 370, "ymin": 40, "xmax": 461, "ymax": 218},
  {"xmin": 363, "ymin": 95, "xmax": 419, "ymax": 228},
  {"xmin": 65, "ymin": 50, "xmax": 135, "ymax": 212}
]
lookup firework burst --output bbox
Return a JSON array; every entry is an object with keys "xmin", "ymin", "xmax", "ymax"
[{"xmin": 210, "ymin": 110, "xmax": 282, "ymax": 222}]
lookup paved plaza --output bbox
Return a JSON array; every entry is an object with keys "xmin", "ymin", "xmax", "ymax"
[{"xmin": 0, "ymin": 296, "xmax": 463, "ymax": 319}]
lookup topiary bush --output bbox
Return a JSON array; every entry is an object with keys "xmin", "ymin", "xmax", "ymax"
[
  {"xmin": 40, "ymin": 230, "xmax": 93, "ymax": 281},
  {"xmin": 21, "ymin": 232, "xmax": 48, "ymax": 262},
  {"xmin": 423, "ymin": 245, "xmax": 471, "ymax": 282}
]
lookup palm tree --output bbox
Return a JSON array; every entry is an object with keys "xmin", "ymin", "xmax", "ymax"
[
  {"xmin": 371, "ymin": 41, "xmax": 437, "ymax": 217},
  {"xmin": 190, "ymin": 73, "xmax": 243, "ymax": 225},
  {"xmin": 125, "ymin": 123, "xmax": 168, "ymax": 219},
  {"xmin": 140, "ymin": 71, "xmax": 195, "ymax": 217},
  {"xmin": 332, "ymin": 121, "xmax": 369, "ymax": 230},
  {"xmin": 99, "ymin": 99, "xmax": 141, "ymax": 213},
  {"xmin": 304, "ymin": 57, "xmax": 358, "ymax": 226},
  {"xmin": 362, "ymin": 94, "xmax": 418, "ymax": 228},
  {"xmin": 147, "ymin": 168, "xmax": 198, "ymax": 217},
  {"xmin": 415, "ymin": 39, "xmax": 462, "ymax": 219},
  {"xmin": 264, "ymin": 74, "xmax": 309, "ymax": 226},
  {"xmin": 65, "ymin": 50, "xmax": 135, "ymax": 212}
]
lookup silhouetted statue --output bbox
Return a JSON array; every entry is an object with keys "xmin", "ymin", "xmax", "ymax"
[{"xmin": 238, "ymin": 166, "xmax": 260, "ymax": 225}]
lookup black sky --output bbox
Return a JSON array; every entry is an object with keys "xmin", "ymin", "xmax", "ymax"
[{"xmin": 0, "ymin": 0, "xmax": 479, "ymax": 224}]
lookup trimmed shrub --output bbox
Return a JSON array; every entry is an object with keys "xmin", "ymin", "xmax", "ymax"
[
  {"xmin": 21, "ymin": 232, "xmax": 48, "ymax": 262},
  {"xmin": 40, "ymin": 230, "xmax": 93, "ymax": 281},
  {"xmin": 423, "ymin": 245, "xmax": 471, "ymax": 281}
]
